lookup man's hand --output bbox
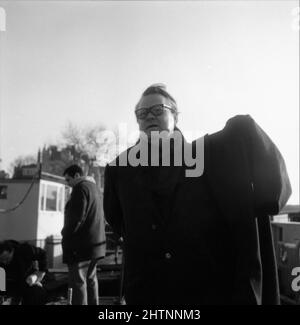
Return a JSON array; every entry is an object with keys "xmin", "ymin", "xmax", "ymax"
[
  {"xmin": 26, "ymin": 274, "xmax": 38, "ymax": 286},
  {"xmin": 25, "ymin": 271, "xmax": 46, "ymax": 287}
]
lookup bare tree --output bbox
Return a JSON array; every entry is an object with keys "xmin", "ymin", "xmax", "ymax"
[{"xmin": 61, "ymin": 122, "xmax": 118, "ymax": 172}]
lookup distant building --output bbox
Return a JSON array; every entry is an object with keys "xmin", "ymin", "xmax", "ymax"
[
  {"xmin": 0, "ymin": 170, "xmax": 9, "ymax": 179},
  {"xmin": 272, "ymin": 205, "xmax": 300, "ymax": 223},
  {"xmin": 13, "ymin": 163, "xmax": 39, "ymax": 179}
]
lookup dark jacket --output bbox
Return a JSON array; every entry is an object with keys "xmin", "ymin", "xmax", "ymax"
[
  {"xmin": 61, "ymin": 177, "xmax": 106, "ymax": 264},
  {"xmin": 3, "ymin": 240, "xmax": 47, "ymax": 289},
  {"xmin": 104, "ymin": 115, "xmax": 291, "ymax": 305}
]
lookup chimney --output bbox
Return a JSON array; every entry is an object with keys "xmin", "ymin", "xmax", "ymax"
[{"xmin": 37, "ymin": 148, "xmax": 42, "ymax": 178}]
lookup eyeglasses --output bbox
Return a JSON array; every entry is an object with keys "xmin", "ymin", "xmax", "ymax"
[{"xmin": 135, "ymin": 104, "xmax": 176, "ymax": 120}]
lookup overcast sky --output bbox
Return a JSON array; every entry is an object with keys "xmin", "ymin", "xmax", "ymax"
[{"xmin": 0, "ymin": 0, "xmax": 299, "ymax": 204}]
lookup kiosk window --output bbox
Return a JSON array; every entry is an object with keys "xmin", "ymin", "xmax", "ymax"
[{"xmin": 46, "ymin": 184, "xmax": 58, "ymax": 211}]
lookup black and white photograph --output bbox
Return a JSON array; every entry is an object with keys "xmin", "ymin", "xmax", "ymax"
[{"xmin": 0, "ymin": 0, "xmax": 299, "ymax": 315}]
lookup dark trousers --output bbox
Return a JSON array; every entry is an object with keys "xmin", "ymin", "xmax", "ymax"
[
  {"xmin": 68, "ymin": 259, "xmax": 99, "ymax": 305},
  {"xmin": 4, "ymin": 281, "xmax": 47, "ymax": 305},
  {"xmin": 22, "ymin": 285, "xmax": 47, "ymax": 305}
]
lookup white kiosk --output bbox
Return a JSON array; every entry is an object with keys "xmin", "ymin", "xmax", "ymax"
[{"xmin": 0, "ymin": 169, "xmax": 69, "ymax": 268}]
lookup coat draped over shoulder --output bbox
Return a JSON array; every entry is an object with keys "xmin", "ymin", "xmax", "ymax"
[{"xmin": 205, "ymin": 115, "xmax": 291, "ymax": 305}]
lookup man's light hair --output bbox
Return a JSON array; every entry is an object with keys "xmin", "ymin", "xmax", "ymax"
[{"xmin": 135, "ymin": 84, "xmax": 178, "ymax": 119}]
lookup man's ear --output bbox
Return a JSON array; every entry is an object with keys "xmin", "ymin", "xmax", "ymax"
[
  {"xmin": 174, "ymin": 114, "xmax": 178, "ymax": 125},
  {"xmin": 74, "ymin": 172, "xmax": 81, "ymax": 179}
]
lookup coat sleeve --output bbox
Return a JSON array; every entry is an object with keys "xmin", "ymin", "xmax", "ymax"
[
  {"xmin": 226, "ymin": 115, "xmax": 292, "ymax": 215},
  {"xmin": 61, "ymin": 186, "xmax": 88, "ymax": 239},
  {"xmin": 21, "ymin": 244, "xmax": 48, "ymax": 272},
  {"xmin": 103, "ymin": 164, "xmax": 123, "ymax": 238}
]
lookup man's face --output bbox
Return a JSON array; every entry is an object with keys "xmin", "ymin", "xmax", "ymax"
[
  {"xmin": 0, "ymin": 250, "xmax": 13, "ymax": 266},
  {"xmin": 135, "ymin": 94, "xmax": 177, "ymax": 138},
  {"xmin": 64, "ymin": 173, "xmax": 80, "ymax": 188}
]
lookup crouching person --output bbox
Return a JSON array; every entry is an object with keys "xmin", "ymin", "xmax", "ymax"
[{"xmin": 0, "ymin": 240, "xmax": 48, "ymax": 305}]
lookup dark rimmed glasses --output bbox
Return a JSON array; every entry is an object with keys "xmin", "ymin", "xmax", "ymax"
[{"xmin": 135, "ymin": 104, "xmax": 176, "ymax": 120}]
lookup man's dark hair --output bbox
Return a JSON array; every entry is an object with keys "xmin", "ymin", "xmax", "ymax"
[
  {"xmin": 0, "ymin": 240, "xmax": 15, "ymax": 254},
  {"xmin": 63, "ymin": 164, "xmax": 83, "ymax": 177}
]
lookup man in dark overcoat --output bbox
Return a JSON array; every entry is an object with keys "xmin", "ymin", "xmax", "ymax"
[
  {"xmin": 104, "ymin": 84, "xmax": 291, "ymax": 305},
  {"xmin": 62, "ymin": 164, "xmax": 106, "ymax": 305}
]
